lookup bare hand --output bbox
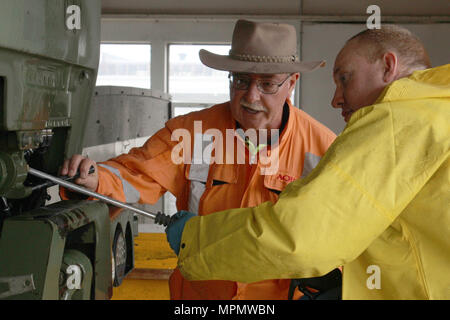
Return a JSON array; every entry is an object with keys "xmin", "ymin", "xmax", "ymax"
[{"xmin": 60, "ymin": 155, "xmax": 99, "ymax": 192}]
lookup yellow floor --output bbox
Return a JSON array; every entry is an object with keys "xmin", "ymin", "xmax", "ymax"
[
  {"xmin": 111, "ymin": 233, "xmax": 177, "ymax": 300},
  {"xmin": 111, "ymin": 279, "xmax": 171, "ymax": 300}
]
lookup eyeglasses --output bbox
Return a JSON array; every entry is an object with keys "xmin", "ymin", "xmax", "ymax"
[{"xmin": 228, "ymin": 73, "xmax": 293, "ymax": 95}]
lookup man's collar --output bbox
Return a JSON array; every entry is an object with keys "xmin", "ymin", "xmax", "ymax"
[{"xmin": 279, "ymin": 101, "xmax": 290, "ymax": 134}]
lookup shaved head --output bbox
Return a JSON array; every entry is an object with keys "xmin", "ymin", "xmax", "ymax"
[
  {"xmin": 347, "ymin": 25, "xmax": 431, "ymax": 77},
  {"xmin": 331, "ymin": 25, "xmax": 432, "ymax": 122}
]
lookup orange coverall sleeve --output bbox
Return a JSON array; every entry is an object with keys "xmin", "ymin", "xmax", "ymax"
[{"xmin": 90, "ymin": 123, "xmax": 188, "ymax": 206}]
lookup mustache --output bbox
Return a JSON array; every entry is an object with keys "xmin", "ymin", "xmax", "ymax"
[{"xmin": 240, "ymin": 100, "xmax": 268, "ymax": 112}]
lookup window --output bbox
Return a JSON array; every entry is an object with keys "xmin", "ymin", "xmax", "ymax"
[
  {"xmin": 96, "ymin": 44, "xmax": 151, "ymax": 89},
  {"xmin": 169, "ymin": 44, "xmax": 231, "ymax": 115},
  {"xmin": 173, "ymin": 105, "xmax": 206, "ymax": 117}
]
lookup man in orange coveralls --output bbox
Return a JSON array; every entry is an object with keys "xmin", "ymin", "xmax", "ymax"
[{"xmin": 61, "ymin": 19, "xmax": 337, "ymax": 300}]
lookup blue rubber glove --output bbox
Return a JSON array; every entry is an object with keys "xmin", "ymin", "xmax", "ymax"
[{"xmin": 165, "ymin": 211, "xmax": 196, "ymax": 255}]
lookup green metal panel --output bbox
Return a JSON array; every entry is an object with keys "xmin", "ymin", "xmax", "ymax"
[
  {"xmin": 0, "ymin": 0, "xmax": 101, "ymax": 197},
  {"xmin": 0, "ymin": 218, "xmax": 63, "ymax": 299},
  {"xmin": 0, "ymin": 0, "xmax": 100, "ymax": 69},
  {"xmin": 0, "ymin": 0, "xmax": 136, "ymax": 300},
  {"xmin": 0, "ymin": 200, "xmax": 112, "ymax": 299},
  {"xmin": 0, "ymin": 0, "xmax": 101, "ymax": 157}
]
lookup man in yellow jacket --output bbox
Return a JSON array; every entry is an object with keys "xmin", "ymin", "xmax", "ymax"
[
  {"xmin": 61, "ymin": 20, "xmax": 336, "ymax": 299},
  {"xmin": 168, "ymin": 25, "xmax": 450, "ymax": 299}
]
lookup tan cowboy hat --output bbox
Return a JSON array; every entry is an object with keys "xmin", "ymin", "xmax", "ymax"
[{"xmin": 199, "ymin": 20, "xmax": 326, "ymax": 74}]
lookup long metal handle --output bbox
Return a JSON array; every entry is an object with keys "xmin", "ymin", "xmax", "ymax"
[
  {"xmin": 28, "ymin": 167, "xmax": 157, "ymax": 220},
  {"xmin": 31, "ymin": 166, "xmax": 96, "ymax": 191}
]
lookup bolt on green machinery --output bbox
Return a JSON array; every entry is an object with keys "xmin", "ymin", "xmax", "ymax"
[{"xmin": 0, "ymin": 0, "xmax": 136, "ymax": 299}]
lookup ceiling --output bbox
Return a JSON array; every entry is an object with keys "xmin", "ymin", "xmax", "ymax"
[{"xmin": 101, "ymin": 0, "xmax": 450, "ymax": 16}]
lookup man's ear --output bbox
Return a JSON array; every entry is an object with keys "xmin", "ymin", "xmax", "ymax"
[
  {"xmin": 382, "ymin": 52, "xmax": 398, "ymax": 83},
  {"xmin": 288, "ymin": 73, "xmax": 300, "ymax": 95}
]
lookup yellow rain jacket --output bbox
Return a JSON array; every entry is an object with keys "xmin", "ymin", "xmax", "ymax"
[{"xmin": 177, "ymin": 64, "xmax": 450, "ymax": 300}]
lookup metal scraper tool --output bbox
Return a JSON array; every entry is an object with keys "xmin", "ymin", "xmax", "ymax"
[{"xmin": 28, "ymin": 167, "xmax": 174, "ymax": 226}]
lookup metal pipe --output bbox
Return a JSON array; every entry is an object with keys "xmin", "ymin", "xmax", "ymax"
[
  {"xmin": 28, "ymin": 167, "xmax": 157, "ymax": 220},
  {"xmin": 31, "ymin": 167, "xmax": 96, "ymax": 192}
]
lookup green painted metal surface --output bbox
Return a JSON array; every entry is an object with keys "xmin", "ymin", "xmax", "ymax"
[
  {"xmin": 0, "ymin": 200, "xmax": 111, "ymax": 299},
  {"xmin": 0, "ymin": 0, "xmax": 101, "ymax": 193},
  {"xmin": 0, "ymin": 0, "xmax": 136, "ymax": 300}
]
